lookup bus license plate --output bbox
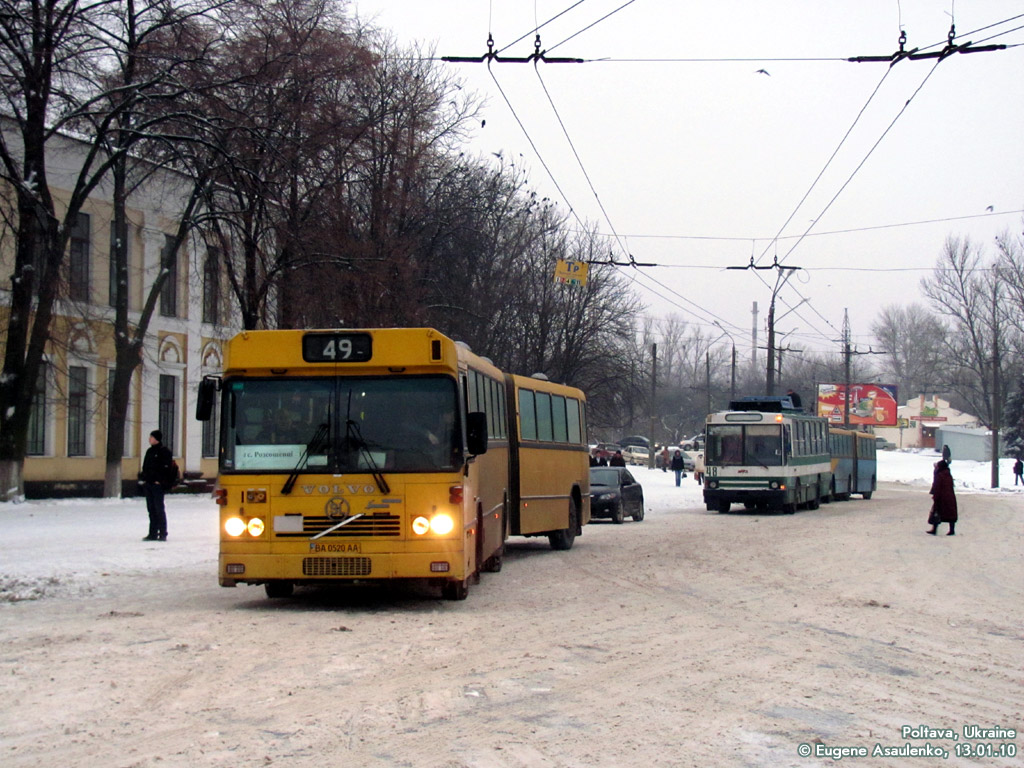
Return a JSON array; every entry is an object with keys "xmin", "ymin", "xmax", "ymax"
[{"xmin": 309, "ymin": 542, "xmax": 362, "ymax": 554}]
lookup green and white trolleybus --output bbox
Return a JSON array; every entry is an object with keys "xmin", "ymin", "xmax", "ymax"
[{"xmin": 703, "ymin": 396, "xmax": 832, "ymax": 513}]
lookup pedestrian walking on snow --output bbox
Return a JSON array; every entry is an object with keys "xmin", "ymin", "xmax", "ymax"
[
  {"xmin": 670, "ymin": 450, "xmax": 686, "ymax": 487},
  {"xmin": 927, "ymin": 459, "xmax": 958, "ymax": 536}
]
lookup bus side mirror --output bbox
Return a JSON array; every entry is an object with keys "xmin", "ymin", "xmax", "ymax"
[
  {"xmin": 467, "ymin": 411, "xmax": 488, "ymax": 456},
  {"xmin": 196, "ymin": 376, "xmax": 220, "ymax": 421}
]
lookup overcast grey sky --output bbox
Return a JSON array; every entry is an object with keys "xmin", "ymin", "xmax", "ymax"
[{"xmin": 353, "ymin": 1, "xmax": 1024, "ymax": 363}]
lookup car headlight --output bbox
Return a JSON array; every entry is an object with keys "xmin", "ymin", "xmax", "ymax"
[{"xmin": 596, "ymin": 492, "xmax": 617, "ymax": 501}]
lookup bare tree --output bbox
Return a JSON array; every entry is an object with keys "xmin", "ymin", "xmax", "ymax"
[
  {"xmin": 870, "ymin": 303, "xmax": 947, "ymax": 399},
  {"xmin": 0, "ymin": 0, "xmax": 146, "ymax": 500},
  {"xmin": 921, "ymin": 236, "xmax": 1013, "ymax": 428}
]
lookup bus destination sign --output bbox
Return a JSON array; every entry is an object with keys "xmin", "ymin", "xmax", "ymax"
[{"xmin": 302, "ymin": 333, "xmax": 373, "ymax": 363}]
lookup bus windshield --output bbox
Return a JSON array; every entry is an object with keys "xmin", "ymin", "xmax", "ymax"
[
  {"xmin": 222, "ymin": 375, "xmax": 461, "ymax": 473},
  {"xmin": 706, "ymin": 424, "xmax": 782, "ymax": 466}
]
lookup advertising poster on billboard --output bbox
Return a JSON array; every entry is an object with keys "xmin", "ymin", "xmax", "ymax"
[{"xmin": 816, "ymin": 383, "xmax": 899, "ymax": 427}]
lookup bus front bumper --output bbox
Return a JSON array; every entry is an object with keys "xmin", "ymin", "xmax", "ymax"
[
  {"xmin": 702, "ymin": 487, "xmax": 786, "ymax": 509},
  {"xmin": 219, "ymin": 549, "xmax": 468, "ymax": 587}
]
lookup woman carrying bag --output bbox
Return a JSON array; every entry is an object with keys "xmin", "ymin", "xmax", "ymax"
[{"xmin": 927, "ymin": 459, "xmax": 958, "ymax": 536}]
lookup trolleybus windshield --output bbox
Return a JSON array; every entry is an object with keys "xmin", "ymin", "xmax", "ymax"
[
  {"xmin": 222, "ymin": 375, "xmax": 460, "ymax": 473},
  {"xmin": 706, "ymin": 424, "xmax": 783, "ymax": 466}
]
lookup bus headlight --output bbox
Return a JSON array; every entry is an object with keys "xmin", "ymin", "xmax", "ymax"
[
  {"xmin": 707, "ymin": 480, "xmax": 718, "ymax": 489},
  {"xmin": 225, "ymin": 517, "xmax": 247, "ymax": 537},
  {"xmin": 430, "ymin": 514, "xmax": 454, "ymax": 535},
  {"xmin": 247, "ymin": 517, "xmax": 265, "ymax": 536},
  {"xmin": 412, "ymin": 514, "xmax": 455, "ymax": 536}
]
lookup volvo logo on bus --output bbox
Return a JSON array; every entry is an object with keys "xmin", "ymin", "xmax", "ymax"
[
  {"xmin": 303, "ymin": 484, "xmax": 377, "ymax": 495},
  {"xmin": 325, "ymin": 497, "xmax": 351, "ymax": 519}
]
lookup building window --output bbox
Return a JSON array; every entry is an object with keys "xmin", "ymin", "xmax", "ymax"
[
  {"xmin": 67, "ymin": 366, "xmax": 88, "ymax": 456},
  {"xmin": 27, "ymin": 363, "xmax": 48, "ymax": 456},
  {"xmin": 159, "ymin": 234, "xmax": 177, "ymax": 317},
  {"xmin": 109, "ymin": 220, "xmax": 130, "ymax": 307},
  {"xmin": 202, "ymin": 398, "xmax": 219, "ymax": 458},
  {"xmin": 159, "ymin": 374, "xmax": 177, "ymax": 454},
  {"xmin": 69, "ymin": 213, "xmax": 91, "ymax": 302},
  {"xmin": 202, "ymin": 250, "xmax": 220, "ymax": 324}
]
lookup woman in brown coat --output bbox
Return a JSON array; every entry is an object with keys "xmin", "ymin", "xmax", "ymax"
[{"xmin": 927, "ymin": 459, "xmax": 958, "ymax": 535}]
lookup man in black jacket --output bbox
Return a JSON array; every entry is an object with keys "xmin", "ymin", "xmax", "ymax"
[{"xmin": 141, "ymin": 430, "xmax": 172, "ymax": 541}]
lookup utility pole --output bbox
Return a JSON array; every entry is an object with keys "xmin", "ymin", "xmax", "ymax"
[
  {"xmin": 843, "ymin": 311, "xmax": 852, "ymax": 428},
  {"xmin": 705, "ymin": 350, "xmax": 711, "ymax": 416},
  {"xmin": 766, "ymin": 299, "xmax": 777, "ymax": 395},
  {"xmin": 648, "ymin": 343, "xmax": 657, "ymax": 469},
  {"xmin": 991, "ymin": 285, "xmax": 1001, "ymax": 488},
  {"xmin": 751, "ymin": 301, "xmax": 758, "ymax": 375},
  {"xmin": 838, "ymin": 310, "xmax": 885, "ymax": 428},
  {"xmin": 727, "ymin": 257, "xmax": 800, "ymax": 396},
  {"xmin": 730, "ymin": 345, "xmax": 737, "ymax": 400}
]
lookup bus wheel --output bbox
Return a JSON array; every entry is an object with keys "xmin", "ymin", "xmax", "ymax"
[
  {"xmin": 549, "ymin": 498, "xmax": 579, "ymax": 550},
  {"xmin": 717, "ymin": 500, "xmax": 730, "ymax": 514},
  {"xmin": 612, "ymin": 500, "xmax": 625, "ymax": 524},
  {"xmin": 807, "ymin": 487, "xmax": 820, "ymax": 510},
  {"xmin": 823, "ymin": 479, "xmax": 835, "ymax": 504},
  {"xmin": 483, "ymin": 547, "xmax": 503, "ymax": 573},
  {"xmin": 265, "ymin": 582, "xmax": 293, "ymax": 599},
  {"xmin": 442, "ymin": 579, "xmax": 469, "ymax": 600}
]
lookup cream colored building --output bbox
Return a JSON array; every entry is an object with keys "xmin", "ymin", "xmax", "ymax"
[
  {"xmin": 0, "ymin": 130, "xmax": 238, "ymax": 496},
  {"xmin": 875, "ymin": 395, "xmax": 980, "ymax": 451}
]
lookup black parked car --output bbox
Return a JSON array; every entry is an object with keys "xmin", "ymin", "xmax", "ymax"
[{"xmin": 589, "ymin": 467, "xmax": 645, "ymax": 523}]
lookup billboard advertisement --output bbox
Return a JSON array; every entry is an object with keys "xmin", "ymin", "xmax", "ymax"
[{"xmin": 816, "ymin": 383, "xmax": 898, "ymax": 427}]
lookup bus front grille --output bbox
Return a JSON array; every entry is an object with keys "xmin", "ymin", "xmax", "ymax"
[
  {"xmin": 303, "ymin": 557, "xmax": 372, "ymax": 577},
  {"xmin": 278, "ymin": 514, "xmax": 401, "ymax": 538}
]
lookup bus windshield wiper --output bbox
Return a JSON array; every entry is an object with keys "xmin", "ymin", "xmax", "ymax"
[
  {"xmin": 282, "ymin": 421, "xmax": 329, "ymax": 495},
  {"xmin": 342, "ymin": 388, "xmax": 389, "ymax": 493},
  {"xmin": 346, "ymin": 417, "xmax": 390, "ymax": 494}
]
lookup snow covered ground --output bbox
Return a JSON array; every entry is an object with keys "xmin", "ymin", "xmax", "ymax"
[
  {"xmin": 1, "ymin": 450, "xmax": 1021, "ymax": 767},
  {"xmin": 1, "ymin": 449, "xmax": 1019, "ymax": 602}
]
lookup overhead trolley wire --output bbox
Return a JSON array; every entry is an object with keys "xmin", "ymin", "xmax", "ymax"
[
  {"xmin": 545, "ymin": 0, "xmax": 641, "ymax": 54},
  {"xmin": 500, "ymin": 0, "xmax": 590, "ymax": 53},
  {"xmin": 587, "ymin": 208, "xmax": 1024, "ymax": 242},
  {"xmin": 487, "ymin": 62, "xmax": 732, "ymax": 331},
  {"xmin": 773, "ymin": 56, "xmax": 946, "ymax": 271}
]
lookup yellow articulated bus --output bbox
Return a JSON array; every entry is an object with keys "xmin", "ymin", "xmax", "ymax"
[{"xmin": 196, "ymin": 328, "xmax": 590, "ymax": 600}]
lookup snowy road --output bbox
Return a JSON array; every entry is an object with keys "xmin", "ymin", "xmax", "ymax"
[{"xmin": 1, "ymin": 454, "xmax": 1022, "ymax": 767}]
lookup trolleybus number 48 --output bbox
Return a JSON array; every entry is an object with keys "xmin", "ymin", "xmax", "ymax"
[{"xmin": 302, "ymin": 333, "xmax": 372, "ymax": 363}]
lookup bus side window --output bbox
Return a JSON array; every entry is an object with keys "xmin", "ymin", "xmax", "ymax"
[
  {"xmin": 566, "ymin": 398, "xmax": 581, "ymax": 444},
  {"xmin": 552, "ymin": 395, "xmax": 568, "ymax": 442},
  {"xmin": 519, "ymin": 389, "xmax": 537, "ymax": 440},
  {"xmin": 535, "ymin": 391, "xmax": 553, "ymax": 441}
]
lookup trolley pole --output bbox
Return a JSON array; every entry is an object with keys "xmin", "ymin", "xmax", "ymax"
[{"xmin": 648, "ymin": 344, "xmax": 657, "ymax": 470}]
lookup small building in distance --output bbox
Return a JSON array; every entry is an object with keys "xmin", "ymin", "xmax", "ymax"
[{"xmin": 874, "ymin": 395, "xmax": 980, "ymax": 451}]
